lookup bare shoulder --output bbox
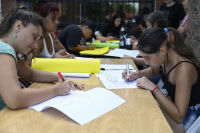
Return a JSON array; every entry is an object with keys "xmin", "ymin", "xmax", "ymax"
[{"xmin": 176, "ymin": 61, "xmax": 198, "ymax": 84}]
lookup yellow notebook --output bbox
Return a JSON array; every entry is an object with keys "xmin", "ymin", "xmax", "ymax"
[
  {"xmin": 79, "ymin": 46, "xmax": 109, "ymax": 55},
  {"xmin": 32, "ymin": 58, "xmax": 100, "ymax": 73},
  {"xmin": 94, "ymin": 40, "xmax": 119, "ymax": 43}
]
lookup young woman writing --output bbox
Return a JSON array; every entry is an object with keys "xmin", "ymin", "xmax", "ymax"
[
  {"xmin": 0, "ymin": 7, "xmax": 84, "ymax": 111},
  {"xmin": 122, "ymin": 27, "xmax": 200, "ymax": 132}
]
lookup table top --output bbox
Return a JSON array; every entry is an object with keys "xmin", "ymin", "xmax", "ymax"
[{"xmin": 0, "ymin": 59, "xmax": 172, "ymax": 133}]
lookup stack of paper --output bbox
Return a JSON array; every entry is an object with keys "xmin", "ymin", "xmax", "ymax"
[
  {"xmin": 105, "ymin": 48, "xmax": 140, "ymax": 58},
  {"xmin": 29, "ymin": 87, "xmax": 126, "ymax": 125},
  {"xmin": 52, "ymin": 72, "xmax": 91, "ymax": 78},
  {"xmin": 100, "ymin": 64, "xmax": 134, "ymax": 70}
]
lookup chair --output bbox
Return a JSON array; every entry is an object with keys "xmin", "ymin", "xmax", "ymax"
[{"xmin": 186, "ymin": 116, "xmax": 200, "ymax": 133}]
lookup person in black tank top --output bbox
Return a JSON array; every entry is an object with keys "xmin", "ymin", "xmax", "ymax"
[{"xmin": 122, "ymin": 27, "xmax": 200, "ymax": 132}]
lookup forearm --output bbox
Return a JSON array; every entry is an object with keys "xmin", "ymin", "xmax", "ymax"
[
  {"xmin": 56, "ymin": 48, "xmax": 66, "ymax": 55},
  {"xmin": 154, "ymin": 89, "xmax": 185, "ymax": 123},
  {"xmin": 69, "ymin": 45, "xmax": 89, "ymax": 52},
  {"xmin": 30, "ymin": 69, "xmax": 58, "ymax": 82},
  {"xmin": 132, "ymin": 57, "xmax": 145, "ymax": 66},
  {"xmin": 9, "ymin": 85, "xmax": 57, "ymax": 109},
  {"xmin": 96, "ymin": 35, "xmax": 109, "ymax": 40}
]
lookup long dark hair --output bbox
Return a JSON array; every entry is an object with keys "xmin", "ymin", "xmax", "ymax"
[
  {"xmin": 33, "ymin": 0, "xmax": 59, "ymax": 18},
  {"xmin": 137, "ymin": 28, "xmax": 200, "ymax": 72},
  {"xmin": 0, "ymin": 6, "xmax": 45, "ymax": 61},
  {"xmin": 147, "ymin": 11, "xmax": 168, "ymax": 28},
  {"xmin": 109, "ymin": 12, "xmax": 124, "ymax": 32}
]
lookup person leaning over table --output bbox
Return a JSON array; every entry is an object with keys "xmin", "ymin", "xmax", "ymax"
[
  {"xmin": 17, "ymin": 1, "xmax": 75, "ymax": 88},
  {"xmin": 122, "ymin": 27, "xmax": 200, "ymax": 133},
  {"xmin": 122, "ymin": 11, "xmax": 168, "ymax": 66},
  {"xmin": 20, "ymin": 0, "xmax": 75, "ymax": 67},
  {"xmin": 57, "ymin": 19, "xmax": 96, "ymax": 56},
  {"xmin": 130, "ymin": 17, "xmax": 147, "ymax": 50},
  {"xmin": 127, "ymin": 15, "xmax": 142, "ymax": 41},
  {"xmin": 96, "ymin": 12, "xmax": 124, "ymax": 41},
  {"xmin": 0, "ymin": 7, "xmax": 84, "ymax": 111}
]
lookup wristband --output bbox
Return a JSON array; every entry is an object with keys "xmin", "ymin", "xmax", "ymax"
[{"xmin": 152, "ymin": 86, "xmax": 158, "ymax": 93}]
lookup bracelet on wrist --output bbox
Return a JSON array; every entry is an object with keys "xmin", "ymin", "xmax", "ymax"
[
  {"xmin": 153, "ymin": 88, "xmax": 159, "ymax": 95},
  {"xmin": 152, "ymin": 86, "xmax": 158, "ymax": 93}
]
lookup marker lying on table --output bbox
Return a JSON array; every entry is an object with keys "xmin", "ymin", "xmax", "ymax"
[
  {"xmin": 126, "ymin": 62, "xmax": 129, "ymax": 81},
  {"xmin": 65, "ymin": 52, "xmax": 76, "ymax": 59}
]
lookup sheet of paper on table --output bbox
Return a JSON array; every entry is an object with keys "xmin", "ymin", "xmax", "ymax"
[
  {"xmin": 100, "ymin": 64, "xmax": 134, "ymax": 70},
  {"xmin": 95, "ymin": 70, "xmax": 138, "ymax": 89},
  {"xmin": 53, "ymin": 72, "xmax": 91, "ymax": 78},
  {"xmin": 75, "ymin": 57, "xmax": 93, "ymax": 59},
  {"xmin": 105, "ymin": 49, "xmax": 140, "ymax": 58},
  {"xmin": 29, "ymin": 87, "xmax": 126, "ymax": 126}
]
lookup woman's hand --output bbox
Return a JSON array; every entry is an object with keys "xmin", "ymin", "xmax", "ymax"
[
  {"xmin": 122, "ymin": 70, "xmax": 139, "ymax": 82},
  {"xmin": 136, "ymin": 76, "xmax": 157, "ymax": 91},
  {"xmin": 107, "ymin": 36, "xmax": 115, "ymax": 40},
  {"xmin": 73, "ymin": 82, "xmax": 85, "ymax": 90},
  {"xmin": 53, "ymin": 53, "xmax": 75, "ymax": 58},
  {"xmin": 130, "ymin": 39, "xmax": 138, "ymax": 45},
  {"xmin": 54, "ymin": 80, "xmax": 76, "ymax": 96},
  {"xmin": 121, "ymin": 55, "xmax": 132, "ymax": 59}
]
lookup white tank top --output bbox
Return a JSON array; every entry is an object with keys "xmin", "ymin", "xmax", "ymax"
[{"xmin": 38, "ymin": 33, "xmax": 55, "ymax": 58}]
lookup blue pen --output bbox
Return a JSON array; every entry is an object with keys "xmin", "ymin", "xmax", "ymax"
[{"xmin": 126, "ymin": 62, "xmax": 129, "ymax": 81}]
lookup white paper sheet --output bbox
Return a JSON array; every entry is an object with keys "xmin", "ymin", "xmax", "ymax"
[
  {"xmin": 95, "ymin": 70, "xmax": 138, "ymax": 89},
  {"xmin": 75, "ymin": 57, "xmax": 93, "ymax": 59},
  {"xmin": 29, "ymin": 87, "xmax": 126, "ymax": 125},
  {"xmin": 100, "ymin": 64, "xmax": 134, "ymax": 70},
  {"xmin": 105, "ymin": 49, "xmax": 139, "ymax": 58},
  {"xmin": 53, "ymin": 72, "xmax": 91, "ymax": 78}
]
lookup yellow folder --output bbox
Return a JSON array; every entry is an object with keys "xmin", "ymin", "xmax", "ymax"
[
  {"xmin": 32, "ymin": 58, "xmax": 100, "ymax": 73},
  {"xmin": 79, "ymin": 46, "xmax": 109, "ymax": 55}
]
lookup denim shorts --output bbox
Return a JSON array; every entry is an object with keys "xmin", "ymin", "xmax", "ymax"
[{"xmin": 181, "ymin": 104, "xmax": 200, "ymax": 131}]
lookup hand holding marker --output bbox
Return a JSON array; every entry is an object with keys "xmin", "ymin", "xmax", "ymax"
[{"xmin": 58, "ymin": 72, "xmax": 76, "ymax": 91}]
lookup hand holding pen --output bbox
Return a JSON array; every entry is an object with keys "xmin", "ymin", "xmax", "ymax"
[{"xmin": 65, "ymin": 52, "xmax": 76, "ymax": 58}]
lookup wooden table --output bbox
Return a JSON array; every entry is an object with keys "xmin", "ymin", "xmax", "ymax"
[{"xmin": 0, "ymin": 59, "xmax": 172, "ymax": 133}]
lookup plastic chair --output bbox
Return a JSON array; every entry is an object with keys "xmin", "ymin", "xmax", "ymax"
[{"xmin": 186, "ymin": 116, "xmax": 200, "ymax": 133}]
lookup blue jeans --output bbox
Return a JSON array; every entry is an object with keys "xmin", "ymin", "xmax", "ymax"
[
  {"xmin": 149, "ymin": 74, "xmax": 161, "ymax": 85},
  {"xmin": 182, "ymin": 104, "xmax": 200, "ymax": 131}
]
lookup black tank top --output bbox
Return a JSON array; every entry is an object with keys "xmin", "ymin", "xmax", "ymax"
[{"xmin": 159, "ymin": 61, "xmax": 200, "ymax": 107}]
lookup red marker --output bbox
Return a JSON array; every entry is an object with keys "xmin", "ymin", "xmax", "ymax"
[{"xmin": 58, "ymin": 72, "xmax": 65, "ymax": 82}]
